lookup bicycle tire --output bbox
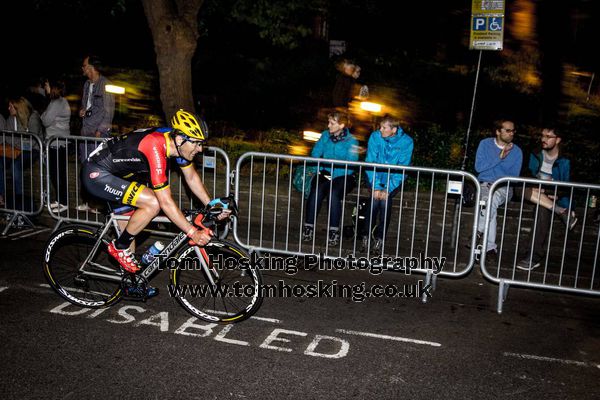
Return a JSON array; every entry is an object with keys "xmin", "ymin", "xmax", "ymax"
[
  {"xmin": 43, "ymin": 225, "xmax": 123, "ymax": 308},
  {"xmin": 170, "ymin": 241, "xmax": 263, "ymax": 324}
]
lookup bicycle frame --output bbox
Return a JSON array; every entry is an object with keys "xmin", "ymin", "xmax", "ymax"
[{"xmin": 78, "ymin": 212, "xmax": 215, "ymax": 284}]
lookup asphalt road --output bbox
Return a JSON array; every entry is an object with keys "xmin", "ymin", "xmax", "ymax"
[{"xmin": 1, "ymin": 228, "xmax": 599, "ymax": 399}]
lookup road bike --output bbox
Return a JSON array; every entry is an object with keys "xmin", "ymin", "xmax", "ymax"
[{"xmin": 42, "ymin": 198, "xmax": 263, "ymax": 323}]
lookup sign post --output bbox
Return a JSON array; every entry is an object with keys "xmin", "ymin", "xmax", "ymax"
[
  {"xmin": 454, "ymin": 1, "xmax": 506, "ymax": 247},
  {"xmin": 461, "ymin": 0, "xmax": 506, "ymax": 170}
]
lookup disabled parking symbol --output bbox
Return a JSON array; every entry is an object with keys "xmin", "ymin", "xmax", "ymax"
[{"xmin": 488, "ymin": 17, "xmax": 503, "ymax": 31}]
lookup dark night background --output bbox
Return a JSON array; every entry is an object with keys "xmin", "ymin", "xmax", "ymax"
[{"xmin": 1, "ymin": 0, "xmax": 599, "ymax": 181}]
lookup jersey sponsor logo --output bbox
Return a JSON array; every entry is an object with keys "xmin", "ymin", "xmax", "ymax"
[
  {"xmin": 104, "ymin": 184, "xmax": 124, "ymax": 197},
  {"xmin": 112, "ymin": 158, "xmax": 142, "ymax": 163},
  {"xmin": 89, "ymin": 172, "xmax": 100, "ymax": 179},
  {"xmin": 152, "ymin": 146, "xmax": 162, "ymax": 168},
  {"xmin": 87, "ymin": 142, "xmax": 106, "ymax": 159},
  {"xmin": 124, "ymin": 182, "xmax": 144, "ymax": 206}
]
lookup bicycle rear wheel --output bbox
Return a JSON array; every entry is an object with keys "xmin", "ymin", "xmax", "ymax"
[
  {"xmin": 171, "ymin": 241, "xmax": 263, "ymax": 324},
  {"xmin": 43, "ymin": 225, "xmax": 123, "ymax": 308}
]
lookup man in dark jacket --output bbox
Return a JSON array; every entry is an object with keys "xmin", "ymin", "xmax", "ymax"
[{"xmin": 517, "ymin": 126, "xmax": 577, "ymax": 270}]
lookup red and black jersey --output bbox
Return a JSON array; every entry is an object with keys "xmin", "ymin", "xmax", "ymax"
[{"xmin": 87, "ymin": 127, "xmax": 191, "ymax": 191}]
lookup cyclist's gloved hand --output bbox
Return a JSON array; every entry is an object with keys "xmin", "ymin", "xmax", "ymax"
[
  {"xmin": 208, "ymin": 196, "xmax": 234, "ymax": 221},
  {"xmin": 187, "ymin": 226, "xmax": 213, "ymax": 246}
]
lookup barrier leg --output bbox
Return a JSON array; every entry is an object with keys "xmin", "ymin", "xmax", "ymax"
[
  {"xmin": 1, "ymin": 213, "xmax": 17, "ymax": 236},
  {"xmin": 421, "ymin": 270, "xmax": 434, "ymax": 303},
  {"xmin": 497, "ymin": 280, "xmax": 509, "ymax": 314}
]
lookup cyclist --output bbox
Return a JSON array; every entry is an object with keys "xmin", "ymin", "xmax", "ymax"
[{"xmin": 81, "ymin": 109, "xmax": 228, "ymax": 274}]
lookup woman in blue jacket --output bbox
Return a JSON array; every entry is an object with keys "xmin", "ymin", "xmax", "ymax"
[
  {"xmin": 361, "ymin": 116, "xmax": 414, "ymax": 254},
  {"xmin": 303, "ymin": 111, "xmax": 359, "ymax": 246}
]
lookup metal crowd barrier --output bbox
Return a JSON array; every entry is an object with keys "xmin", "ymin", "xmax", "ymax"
[
  {"xmin": 233, "ymin": 152, "xmax": 481, "ymax": 285},
  {"xmin": 45, "ymin": 134, "xmax": 231, "ymax": 237},
  {"xmin": 0, "ymin": 130, "xmax": 47, "ymax": 238},
  {"xmin": 480, "ymin": 177, "xmax": 600, "ymax": 313}
]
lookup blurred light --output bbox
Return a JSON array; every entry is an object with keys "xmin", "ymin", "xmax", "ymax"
[
  {"xmin": 571, "ymin": 70, "xmax": 593, "ymax": 78},
  {"xmin": 106, "ymin": 85, "xmax": 126, "ymax": 94},
  {"xmin": 303, "ymin": 130, "xmax": 321, "ymax": 142},
  {"xmin": 360, "ymin": 101, "xmax": 382, "ymax": 113},
  {"xmin": 288, "ymin": 144, "xmax": 310, "ymax": 156}
]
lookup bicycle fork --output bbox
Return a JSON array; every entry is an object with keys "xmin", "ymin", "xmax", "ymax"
[{"xmin": 194, "ymin": 246, "xmax": 219, "ymax": 287}]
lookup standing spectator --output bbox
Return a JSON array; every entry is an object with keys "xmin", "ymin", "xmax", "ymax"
[
  {"xmin": 78, "ymin": 55, "xmax": 114, "ymax": 212},
  {"xmin": 351, "ymin": 65, "xmax": 369, "ymax": 101},
  {"xmin": 0, "ymin": 97, "xmax": 43, "ymax": 207},
  {"xmin": 79, "ymin": 55, "xmax": 114, "ymax": 157},
  {"xmin": 516, "ymin": 127, "xmax": 577, "ymax": 270},
  {"xmin": 0, "ymin": 111, "xmax": 5, "ymax": 206},
  {"xmin": 41, "ymin": 79, "xmax": 71, "ymax": 213},
  {"xmin": 303, "ymin": 111, "xmax": 359, "ymax": 246},
  {"xmin": 360, "ymin": 115, "xmax": 414, "ymax": 254},
  {"xmin": 475, "ymin": 119, "xmax": 523, "ymax": 262},
  {"xmin": 25, "ymin": 77, "xmax": 49, "ymax": 115},
  {"xmin": 331, "ymin": 59, "xmax": 357, "ymax": 110}
]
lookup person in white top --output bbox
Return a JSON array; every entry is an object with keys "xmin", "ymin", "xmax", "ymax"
[
  {"xmin": 0, "ymin": 97, "xmax": 43, "ymax": 208},
  {"xmin": 42, "ymin": 79, "xmax": 71, "ymax": 212}
]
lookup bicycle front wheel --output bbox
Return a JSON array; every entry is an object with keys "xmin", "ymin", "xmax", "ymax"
[
  {"xmin": 43, "ymin": 225, "xmax": 123, "ymax": 308},
  {"xmin": 170, "ymin": 241, "xmax": 263, "ymax": 324}
]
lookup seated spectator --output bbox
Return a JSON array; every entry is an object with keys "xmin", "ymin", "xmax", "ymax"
[
  {"xmin": 303, "ymin": 111, "xmax": 359, "ymax": 246},
  {"xmin": 359, "ymin": 115, "xmax": 414, "ymax": 255},
  {"xmin": 475, "ymin": 119, "xmax": 523, "ymax": 263},
  {"xmin": 42, "ymin": 79, "xmax": 71, "ymax": 213},
  {"xmin": 517, "ymin": 126, "xmax": 577, "ymax": 270}
]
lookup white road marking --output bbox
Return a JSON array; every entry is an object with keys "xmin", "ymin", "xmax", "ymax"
[
  {"xmin": 503, "ymin": 352, "xmax": 600, "ymax": 368},
  {"xmin": 336, "ymin": 329, "xmax": 442, "ymax": 347},
  {"xmin": 207, "ymin": 309, "xmax": 281, "ymax": 324},
  {"xmin": 0, "ymin": 286, "xmax": 8, "ymax": 293},
  {"xmin": 40, "ymin": 283, "xmax": 281, "ymax": 323}
]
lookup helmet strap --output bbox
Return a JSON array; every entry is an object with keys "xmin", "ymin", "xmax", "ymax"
[{"xmin": 172, "ymin": 133, "xmax": 185, "ymax": 158}]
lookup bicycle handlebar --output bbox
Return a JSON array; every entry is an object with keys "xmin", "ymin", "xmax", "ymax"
[{"xmin": 189, "ymin": 195, "xmax": 238, "ymax": 231}]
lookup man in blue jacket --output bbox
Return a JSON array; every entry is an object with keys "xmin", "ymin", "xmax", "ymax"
[
  {"xmin": 517, "ymin": 126, "xmax": 577, "ymax": 270},
  {"xmin": 360, "ymin": 115, "xmax": 414, "ymax": 254},
  {"xmin": 475, "ymin": 119, "xmax": 523, "ymax": 263}
]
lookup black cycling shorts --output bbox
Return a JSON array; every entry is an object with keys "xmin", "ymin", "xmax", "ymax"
[{"xmin": 81, "ymin": 162, "xmax": 146, "ymax": 206}]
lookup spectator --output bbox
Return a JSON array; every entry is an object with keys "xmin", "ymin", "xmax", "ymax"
[
  {"xmin": 360, "ymin": 115, "xmax": 414, "ymax": 254},
  {"xmin": 475, "ymin": 119, "xmax": 523, "ymax": 262},
  {"xmin": 78, "ymin": 54, "xmax": 115, "ymax": 212},
  {"xmin": 516, "ymin": 126, "xmax": 577, "ymax": 270},
  {"xmin": 25, "ymin": 77, "xmax": 49, "ymax": 115},
  {"xmin": 0, "ymin": 97, "xmax": 43, "ymax": 207},
  {"xmin": 41, "ymin": 79, "xmax": 71, "ymax": 213},
  {"xmin": 0, "ymin": 111, "xmax": 6, "ymax": 206},
  {"xmin": 351, "ymin": 65, "xmax": 369, "ymax": 101},
  {"xmin": 79, "ymin": 55, "xmax": 114, "ymax": 156},
  {"xmin": 332, "ymin": 59, "xmax": 357, "ymax": 110},
  {"xmin": 303, "ymin": 111, "xmax": 359, "ymax": 246}
]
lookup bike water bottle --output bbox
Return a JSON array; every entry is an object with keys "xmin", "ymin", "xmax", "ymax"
[{"xmin": 141, "ymin": 241, "xmax": 164, "ymax": 265}]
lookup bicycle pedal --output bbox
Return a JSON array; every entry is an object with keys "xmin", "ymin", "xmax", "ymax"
[{"xmin": 123, "ymin": 286, "xmax": 148, "ymax": 302}]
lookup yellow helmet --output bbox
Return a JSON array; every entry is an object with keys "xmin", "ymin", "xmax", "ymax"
[{"xmin": 171, "ymin": 109, "xmax": 208, "ymax": 141}]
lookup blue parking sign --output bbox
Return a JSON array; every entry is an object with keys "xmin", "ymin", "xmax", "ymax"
[
  {"xmin": 488, "ymin": 17, "xmax": 503, "ymax": 31},
  {"xmin": 473, "ymin": 17, "xmax": 487, "ymax": 31}
]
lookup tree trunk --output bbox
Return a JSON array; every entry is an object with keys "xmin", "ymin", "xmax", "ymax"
[{"xmin": 141, "ymin": 0, "xmax": 204, "ymax": 121}]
